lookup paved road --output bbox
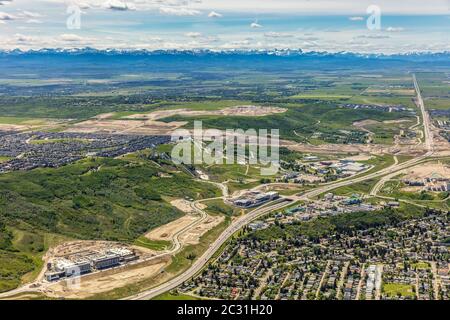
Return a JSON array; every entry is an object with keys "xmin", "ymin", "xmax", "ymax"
[
  {"xmin": 126, "ymin": 199, "xmax": 293, "ymax": 300},
  {"xmin": 1, "ymin": 76, "xmax": 437, "ymax": 301},
  {"xmin": 126, "ymin": 74, "xmax": 437, "ymax": 300},
  {"xmin": 127, "ymin": 147, "xmax": 432, "ymax": 301},
  {"xmin": 368, "ymin": 74, "xmax": 435, "ymax": 197},
  {"xmin": 413, "ymin": 74, "xmax": 434, "ymax": 153}
]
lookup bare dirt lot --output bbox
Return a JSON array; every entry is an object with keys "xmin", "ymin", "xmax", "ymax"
[
  {"xmin": 44, "ymin": 257, "xmax": 170, "ymax": 299},
  {"xmin": 255, "ymin": 183, "xmax": 300, "ymax": 193},
  {"xmin": 282, "ymin": 139, "xmax": 427, "ymax": 156},
  {"xmin": 0, "ymin": 119, "xmax": 68, "ymax": 132},
  {"xmin": 353, "ymin": 119, "xmax": 379, "ymax": 129},
  {"xmin": 383, "ymin": 119, "xmax": 413, "ymax": 124},
  {"xmin": 65, "ymin": 119, "xmax": 187, "ymax": 135},
  {"xmin": 401, "ymin": 186, "xmax": 423, "ymax": 192},
  {"xmin": 123, "ymin": 105, "xmax": 287, "ymax": 120},
  {"xmin": 48, "ymin": 240, "xmax": 151, "ymax": 258},
  {"xmin": 145, "ymin": 215, "xmax": 198, "ymax": 241},
  {"xmin": 365, "ymin": 88, "xmax": 415, "ymax": 95},
  {"xmin": 343, "ymin": 154, "xmax": 374, "ymax": 161},
  {"xmin": 179, "ymin": 215, "xmax": 225, "ymax": 245},
  {"xmin": 403, "ymin": 162, "xmax": 450, "ymax": 180},
  {"xmin": 170, "ymin": 199, "xmax": 195, "ymax": 213}
]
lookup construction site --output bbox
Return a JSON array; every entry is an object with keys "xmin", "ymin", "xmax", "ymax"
[
  {"xmin": 402, "ymin": 162, "xmax": 450, "ymax": 192},
  {"xmin": 228, "ymin": 191, "xmax": 280, "ymax": 208},
  {"xmin": 44, "ymin": 242, "xmax": 139, "ymax": 282}
]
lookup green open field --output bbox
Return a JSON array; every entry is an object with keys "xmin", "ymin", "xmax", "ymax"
[
  {"xmin": 29, "ymin": 138, "xmax": 91, "ymax": 145},
  {"xmin": 133, "ymin": 237, "xmax": 171, "ymax": 251},
  {"xmin": 331, "ymin": 178, "xmax": 379, "ymax": 196},
  {"xmin": 382, "ymin": 283, "xmax": 415, "ymax": 298},
  {"xmin": 0, "ymin": 157, "xmax": 11, "ymax": 164},
  {"xmin": 203, "ymin": 199, "xmax": 241, "ymax": 217},
  {"xmin": 152, "ymin": 292, "xmax": 201, "ymax": 300},
  {"xmin": 0, "ymin": 152, "xmax": 220, "ymax": 293},
  {"xmin": 161, "ymin": 102, "xmax": 412, "ymax": 144},
  {"xmin": 0, "ymin": 64, "xmax": 446, "ymax": 298},
  {"xmin": 412, "ymin": 261, "xmax": 431, "ymax": 270},
  {"xmin": 0, "ymin": 117, "xmax": 53, "ymax": 125}
]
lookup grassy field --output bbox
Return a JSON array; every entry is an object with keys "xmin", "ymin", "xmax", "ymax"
[
  {"xmin": 161, "ymin": 102, "xmax": 413, "ymax": 143},
  {"xmin": 0, "ymin": 153, "xmax": 220, "ymax": 292},
  {"xmin": 382, "ymin": 283, "xmax": 415, "ymax": 298},
  {"xmin": 289, "ymin": 94, "xmax": 352, "ymax": 100},
  {"xmin": 331, "ymin": 178, "xmax": 379, "ymax": 196},
  {"xmin": 0, "ymin": 156, "xmax": 11, "ymax": 164},
  {"xmin": 0, "ymin": 226, "xmax": 71, "ymax": 292},
  {"xmin": 0, "ymin": 117, "xmax": 47, "ymax": 125},
  {"xmin": 133, "ymin": 237, "xmax": 172, "ymax": 251},
  {"xmin": 165, "ymin": 216, "xmax": 231, "ymax": 274},
  {"xmin": 29, "ymin": 138, "xmax": 90, "ymax": 145},
  {"xmin": 412, "ymin": 261, "xmax": 431, "ymax": 270},
  {"xmin": 361, "ymin": 155, "xmax": 396, "ymax": 175},
  {"xmin": 380, "ymin": 180, "xmax": 449, "ymax": 202},
  {"xmin": 365, "ymin": 120, "xmax": 414, "ymax": 145},
  {"xmin": 152, "ymin": 292, "xmax": 201, "ymax": 300},
  {"xmin": 203, "ymin": 199, "xmax": 241, "ymax": 217}
]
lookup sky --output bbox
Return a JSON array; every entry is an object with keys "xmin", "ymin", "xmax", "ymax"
[{"xmin": 0, "ymin": 0, "xmax": 449, "ymax": 53}]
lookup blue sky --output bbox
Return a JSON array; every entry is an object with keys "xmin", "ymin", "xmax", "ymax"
[{"xmin": 0, "ymin": 0, "xmax": 449, "ymax": 53}]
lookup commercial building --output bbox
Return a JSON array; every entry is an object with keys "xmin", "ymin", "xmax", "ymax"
[
  {"xmin": 44, "ymin": 245, "xmax": 138, "ymax": 282},
  {"xmin": 231, "ymin": 191, "xmax": 279, "ymax": 208},
  {"xmin": 91, "ymin": 253, "xmax": 120, "ymax": 270},
  {"xmin": 54, "ymin": 258, "xmax": 92, "ymax": 277}
]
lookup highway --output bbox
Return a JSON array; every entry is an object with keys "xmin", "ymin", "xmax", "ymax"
[
  {"xmin": 126, "ymin": 151, "xmax": 431, "ymax": 300},
  {"xmin": 0, "ymin": 75, "xmax": 437, "ymax": 301},
  {"xmin": 413, "ymin": 74, "xmax": 434, "ymax": 153},
  {"xmin": 126, "ymin": 74, "xmax": 436, "ymax": 300},
  {"xmin": 127, "ymin": 199, "xmax": 294, "ymax": 300}
]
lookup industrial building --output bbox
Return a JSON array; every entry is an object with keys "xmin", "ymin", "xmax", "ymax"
[
  {"xmin": 44, "ymin": 246, "xmax": 138, "ymax": 282},
  {"xmin": 230, "ymin": 191, "xmax": 280, "ymax": 208},
  {"xmin": 91, "ymin": 254, "xmax": 120, "ymax": 270}
]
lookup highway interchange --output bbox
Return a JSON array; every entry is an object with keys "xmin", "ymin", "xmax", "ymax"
[
  {"xmin": 0, "ymin": 75, "xmax": 440, "ymax": 300},
  {"xmin": 126, "ymin": 74, "xmax": 438, "ymax": 300}
]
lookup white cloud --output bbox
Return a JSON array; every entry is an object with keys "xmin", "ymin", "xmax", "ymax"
[
  {"xmin": 221, "ymin": 39, "xmax": 251, "ymax": 49},
  {"xmin": 15, "ymin": 33, "xmax": 36, "ymax": 43},
  {"xmin": 185, "ymin": 32, "xmax": 202, "ymax": 38},
  {"xmin": 26, "ymin": 19, "xmax": 43, "ymax": 24},
  {"xmin": 208, "ymin": 11, "xmax": 222, "ymax": 18},
  {"xmin": 264, "ymin": 32, "xmax": 294, "ymax": 38},
  {"xmin": 103, "ymin": 0, "xmax": 136, "ymax": 11},
  {"xmin": 357, "ymin": 34, "xmax": 390, "ymax": 39},
  {"xmin": 386, "ymin": 27, "xmax": 405, "ymax": 32},
  {"xmin": 159, "ymin": 6, "xmax": 201, "ymax": 16},
  {"xmin": 189, "ymin": 0, "xmax": 448, "ymax": 15},
  {"xmin": 349, "ymin": 16, "xmax": 364, "ymax": 21},
  {"xmin": 21, "ymin": 11, "xmax": 42, "ymax": 18},
  {"xmin": 297, "ymin": 35, "xmax": 320, "ymax": 41},
  {"xmin": 0, "ymin": 0, "xmax": 13, "ymax": 5},
  {"xmin": 250, "ymin": 20, "xmax": 262, "ymax": 28},
  {"xmin": 0, "ymin": 11, "xmax": 16, "ymax": 20},
  {"xmin": 59, "ymin": 34, "xmax": 85, "ymax": 42},
  {"xmin": 76, "ymin": 2, "xmax": 92, "ymax": 9}
]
